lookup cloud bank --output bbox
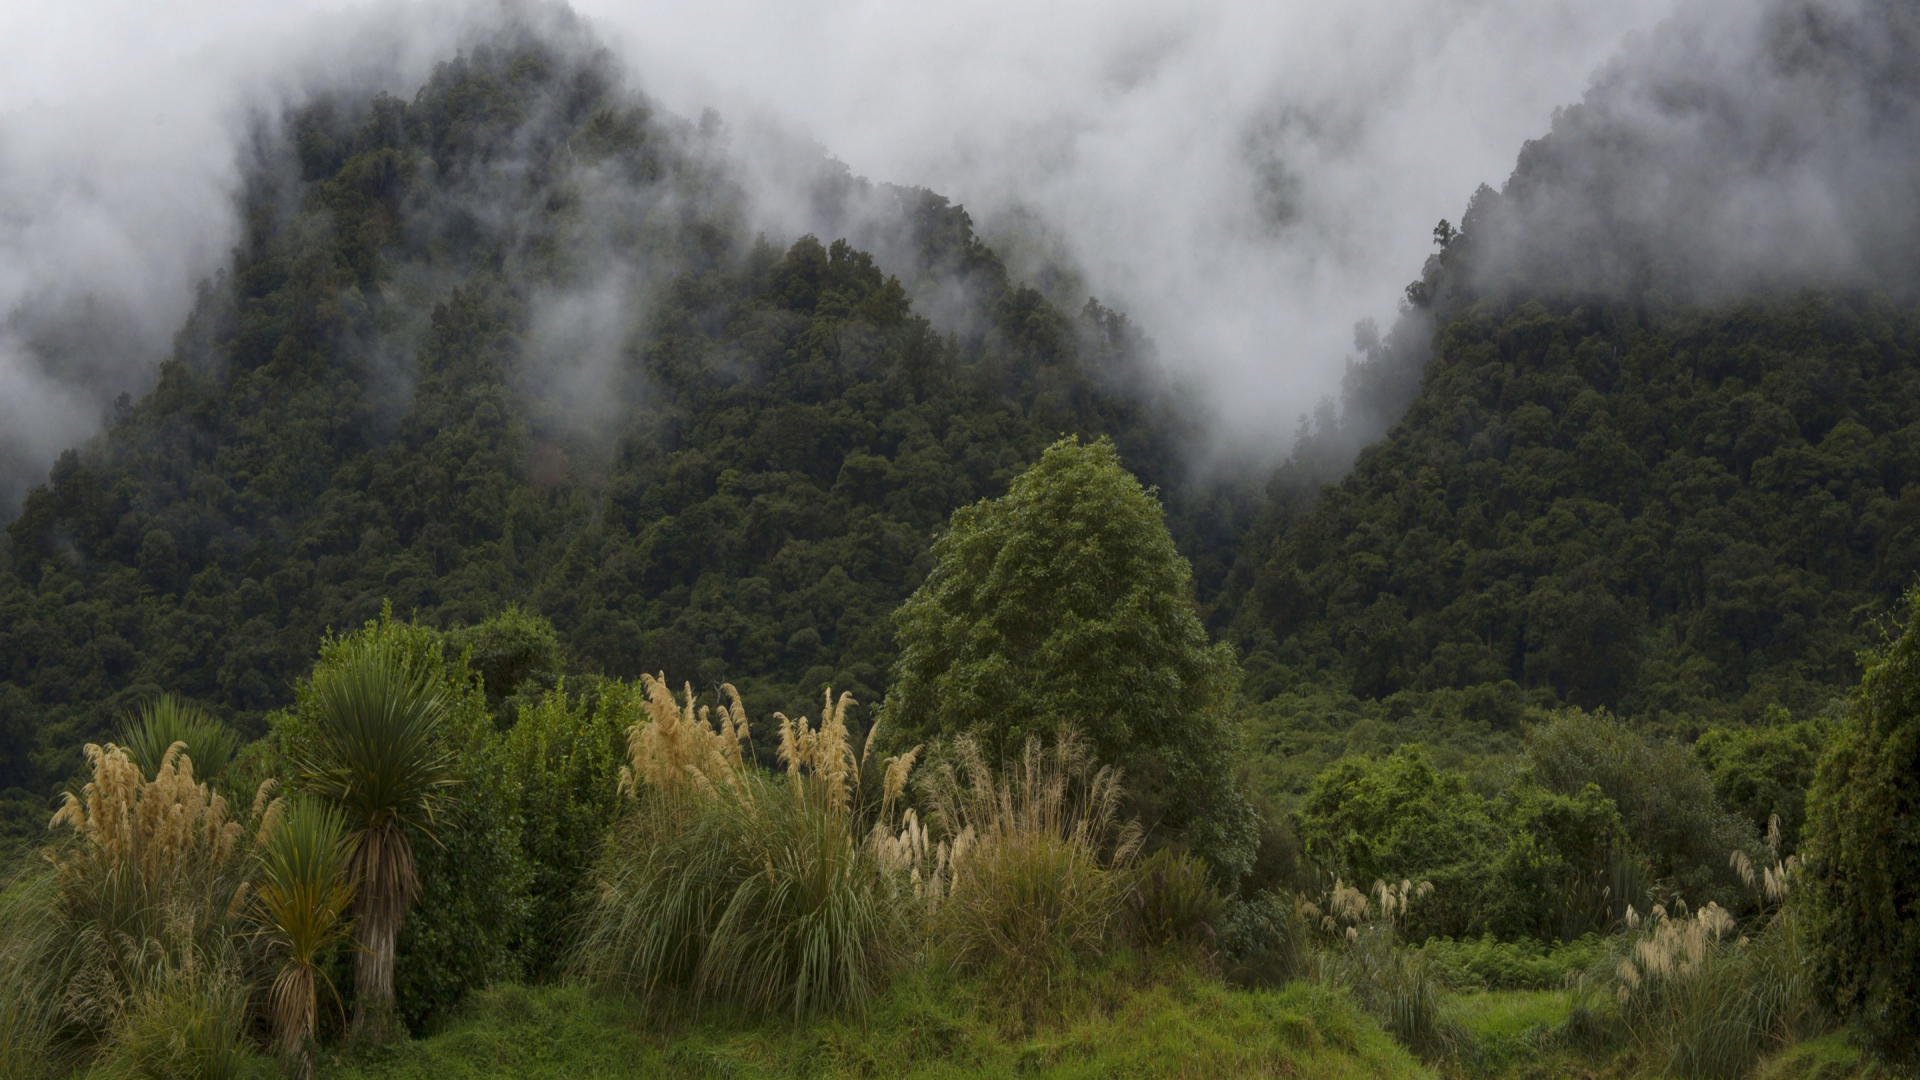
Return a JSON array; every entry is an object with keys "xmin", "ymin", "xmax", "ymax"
[{"xmin": 15, "ymin": 0, "xmax": 1908, "ymax": 516}]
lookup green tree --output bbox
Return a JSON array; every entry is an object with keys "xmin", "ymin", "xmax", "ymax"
[
  {"xmin": 293, "ymin": 627, "xmax": 459, "ymax": 1039},
  {"xmin": 1802, "ymin": 587, "xmax": 1920, "ymax": 1071},
  {"xmin": 884, "ymin": 436, "xmax": 1256, "ymax": 881}
]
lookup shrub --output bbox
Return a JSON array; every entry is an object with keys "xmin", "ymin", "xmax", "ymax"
[
  {"xmin": 919, "ymin": 730, "xmax": 1142, "ymax": 991},
  {"xmin": 1126, "ymin": 848, "xmax": 1224, "ymax": 953},
  {"xmin": 503, "ymin": 682, "xmax": 628, "ymax": 979},
  {"xmin": 1293, "ymin": 746, "xmax": 1500, "ymax": 939},
  {"xmin": 883, "ymin": 436, "xmax": 1258, "ymax": 882},
  {"xmin": 1305, "ymin": 878, "xmax": 1466, "ymax": 1061},
  {"xmin": 1217, "ymin": 889, "xmax": 1304, "ymax": 986},
  {"xmin": 1693, "ymin": 708, "xmax": 1826, "ymax": 855},
  {"xmin": 1801, "ymin": 586, "xmax": 1920, "ymax": 1072},
  {"xmin": 1527, "ymin": 708, "xmax": 1757, "ymax": 910},
  {"xmin": 574, "ymin": 681, "xmax": 918, "ymax": 1018},
  {"xmin": 278, "ymin": 610, "xmax": 530, "ymax": 1036}
]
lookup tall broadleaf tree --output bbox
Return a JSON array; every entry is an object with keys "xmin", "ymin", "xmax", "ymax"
[{"xmin": 883, "ymin": 436, "xmax": 1257, "ymax": 882}]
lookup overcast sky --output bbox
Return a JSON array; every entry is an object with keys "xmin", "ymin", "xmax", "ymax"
[{"xmin": 0, "ymin": 0, "xmax": 1680, "ymax": 503}]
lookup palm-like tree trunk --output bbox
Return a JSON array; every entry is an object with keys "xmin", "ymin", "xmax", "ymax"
[{"xmin": 350, "ymin": 820, "xmax": 417, "ymax": 1040}]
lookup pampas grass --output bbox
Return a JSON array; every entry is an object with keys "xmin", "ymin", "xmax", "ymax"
[
  {"xmin": 918, "ymin": 730, "xmax": 1142, "ymax": 992},
  {"xmin": 1608, "ymin": 819, "xmax": 1823, "ymax": 1079},
  {"xmin": 575, "ymin": 682, "xmax": 920, "ymax": 1019}
]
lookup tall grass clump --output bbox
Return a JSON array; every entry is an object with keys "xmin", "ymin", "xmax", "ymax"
[
  {"xmin": 46, "ymin": 741, "xmax": 257, "ymax": 1043},
  {"xmin": 574, "ymin": 678, "xmax": 920, "ymax": 1019},
  {"xmin": 1609, "ymin": 818, "xmax": 1822, "ymax": 1079},
  {"xmin": 918, "ymin": 730, "xmax": 1142, "ymax": 993},
  {"xmin": 1306, "ymin": 878, "xmax": 1465, "ymax": 1060},
  {"xmin": 0, "ymin": 868, "xmax": 65, "ymax": 1080}
]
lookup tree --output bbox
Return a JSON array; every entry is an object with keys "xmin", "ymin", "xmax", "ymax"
[
  {"xmin": 294, "ymin": 633, "xmax": 458, "ymax": 1040},
  {"xmin": 255, "ymin": 795, "xmax": 356, "ymax": 1077},
  {"xmin": 883, "ymin": 436, "xmax": 1257, "ymax": 881},
  {"xmin": 1802, "ymin": 587, "xmax": 1920, "ymax": 1071}
]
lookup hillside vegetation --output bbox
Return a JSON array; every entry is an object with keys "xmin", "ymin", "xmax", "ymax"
[{"xmin": 0, "ymin": 7, "xmax": 1917, "ymax": 1080}]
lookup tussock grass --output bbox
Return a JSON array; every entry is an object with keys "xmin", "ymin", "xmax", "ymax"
[
  {"xmin": 574, "ymin": 681, "xmax": 920, "ymax": 1019},
  {"xmin": 919, "ymin": 731, "xmax": 1142, "ymax": 1006},
  {"xmin": 1605, "ymin": 821, "xmax": 1826, "ymax": 1079},
  {"xmin": 1306, "ymin": 878, "xmax": 1469, "ymax": 1061}
]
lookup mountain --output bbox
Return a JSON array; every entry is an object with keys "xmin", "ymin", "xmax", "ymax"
[
  {"xmin": 0, "ymin": 24, "xmax": 1218, "ymax": 843},
  {"xmin": 5, "ymin": 0, "xmax": 1919, "ymax": 841}
]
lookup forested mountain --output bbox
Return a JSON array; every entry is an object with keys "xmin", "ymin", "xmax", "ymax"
[
  {"xmin": 4, "ymin": 0, "xmax": 1919, "ymax": 851},
  {"xmin": 0, "ymin": 29, "xmax": 1212, "ymax": 842}
]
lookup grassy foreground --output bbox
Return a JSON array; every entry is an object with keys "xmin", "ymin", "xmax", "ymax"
[{"xmin": 317, "ymin": 972, "xmax": 1433, "ymax": 1080}]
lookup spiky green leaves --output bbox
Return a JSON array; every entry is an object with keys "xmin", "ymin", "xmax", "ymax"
[
  {"xmin": 297, "ymin": 642, "xmax": 458, "ymax": 836},
  {"xmin": 255, "ymin": 796, "xmax": 355, "ymax": 1063},
  {"xmin": 117, "ymin": 695, "xmax": 239, "ymax": 784}
]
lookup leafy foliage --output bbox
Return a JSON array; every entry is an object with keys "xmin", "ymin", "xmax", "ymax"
[
  {"xmin": 885, "ymin": 436, "xmax": 1257, "ymax": 880},
  {"xmin": 1801, "ymin": 587, "xmax": 1920, "ymax": 1072}
]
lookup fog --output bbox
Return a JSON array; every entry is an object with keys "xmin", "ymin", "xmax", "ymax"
[{"xmin": 9, "ymin": 0, "xmax": 1904, "ymax": 515}]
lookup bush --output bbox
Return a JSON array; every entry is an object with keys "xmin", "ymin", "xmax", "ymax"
[
  {"xmin": 1217, "ymin": 889, "xmax": 1303, "ymax": 987},
  {"xmin": 920, "ymin": 730, "xmax": 1141, "ymax": 994},
  {"xmin": 1694, "ymin": 709, "xmax": 1826, "ymax": 856},
  {"xmin": 1801, "ymin": 587, "xmax": 1920, "ymax": 1072},
  {"xmin": 503, "ymin": 681, "xmax": 629, "ymax": 980},
  {"xmin": 1305, "ymin": 879, "xmax": 1467, "ymax": 1061},
  {"xmin": 276, "ymin": 610, "xmax": 531, "ymax": 1035},
  {"xmin": 1294, "ymin": 746, "xmax": 1501, "ymax": 939},
  {"xmin": 883, "ymin": 436, "xmax": 1257, "ymax": 882},
  {"xmin": 1126, "ymin": 848, "xmax": 1225, "ymax": 953},
  {"xmin": 1527, "ymin": 708, "xmax": 1757, "ymax": 910},
  {"xmin": 574, "ymin": 681, "xmax": 917, "ymax": 1018}
]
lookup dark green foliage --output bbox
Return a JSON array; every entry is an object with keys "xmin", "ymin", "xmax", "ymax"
[
  {"xmin": 1237, "ymin": 293, "xmax": 1920, "ymax": 724},
  {"xmin": 1412, "ymin": 933, "xmax": 1610, "ymax": 991},
  {"xmin": 1802, "ymin": 588, "xmax": 1920, "ymax": 1071},
  {"xmin": 1693, "ymin": 708, "xmax": 1827, "ymax": 855},
  {"xmin": 503, "ymin": 681, "xmax": 629, "ymax": 979},
  {"xmin": 1525, "ymin": 709, "xmax": 1755, "ymax": 909},
  {"xmin": 1126, "ymin": 849, "xmax": 1225, "ymax": 951},
  {"xmin": 115, "ymin": 695, "xmax": 239, "ymax": 784},
  {"xmin": 445, "ymin": 606, "xmax": 565, "ymax": 727},
  {"xmin": 883, "ymin": 437, "xmax": 1257, "ymax": 881},
  {"xmin": 1294, "ymin": 743, "xmax": 1635, "ymax": 942},
  {"xmin": 276, "ymin": 611, "xmax": 530, "ymax": 1033},
  {"xmin": 1294, "ymin": 747, "xmax": 1500, "ymax": 939}
]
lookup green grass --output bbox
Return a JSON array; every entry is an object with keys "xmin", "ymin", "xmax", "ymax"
[{"xmin": 316, "ymin": 972, "xmax": 1435, "ymax": 1080}]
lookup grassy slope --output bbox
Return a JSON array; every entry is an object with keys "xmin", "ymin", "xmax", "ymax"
[{"xmin": 318, "ymin": 975, "xmax": 1433, "ymax": 1080}]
